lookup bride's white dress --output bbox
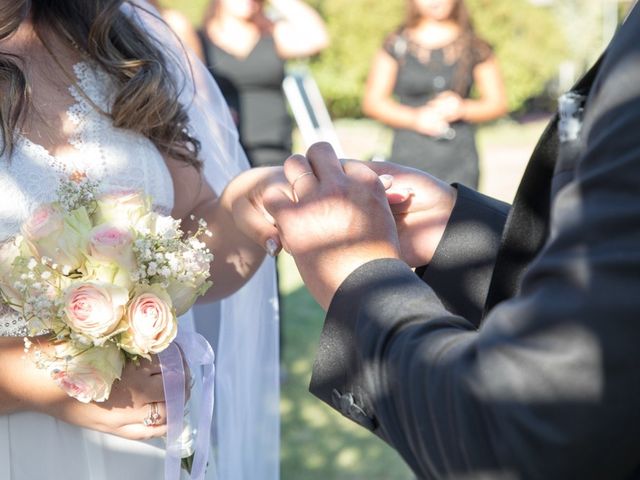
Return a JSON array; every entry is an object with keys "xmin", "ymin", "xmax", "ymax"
[{"xmin": 0, "ymin": 60, "xmax": 214, "ymax": 479}]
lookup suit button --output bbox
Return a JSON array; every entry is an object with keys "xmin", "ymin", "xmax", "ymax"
[{"xmin": 331, "ymin": 389, "xmax": 376, "ymax": 431}]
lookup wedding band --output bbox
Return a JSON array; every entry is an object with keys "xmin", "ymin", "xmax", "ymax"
[
  {"xmin": 143, "ymin": 402, "xmax": 161, "ymax": 426},
  {"xmin": 291, "ymin": 171, "xmax": 314, "ymax": 191},
  {"xmin": 290, "ymin": 171, "xmax": 314, "ymax": 200}
]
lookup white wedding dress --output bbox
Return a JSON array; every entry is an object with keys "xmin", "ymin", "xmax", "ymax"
[
  {"xmin": 0, "ymin": 57, "xmax": 201, "ymax": 479},
  {"xmin": 0, "ymin": 4, "xmax": 280, "ymax": 479}
]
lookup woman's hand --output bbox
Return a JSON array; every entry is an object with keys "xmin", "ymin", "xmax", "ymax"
[
  {"xmin": 270, "ymin": 0, "xmax": 329, "ymax": 59},
  {"xmin": 49, "ymin": 370, "xmax": 167, "ymax": 442},
  {"xmin": 366, "ymin": 161, "xmax": 457, "ymax": 267},
  {"xmin": 224, "ymin": 166, "xmax": 289, "ymax": 256},
  {"xmin": 44, "ymin": 355, "xmax": 167, "ymax": 441},
  {"xmin": 427, "ymin": 91, "xmax": 466, "ymax": 123},
  {"xmin": 414, "ymin": 105, "xmax": 451, "ymax": 137},
  {"xmin": 0, "ymin": 335, "xmax": 168, "ymax": 441},
  {"xmin": 169, "ymin": 158, "xmax": 283, "ymax": 300}
]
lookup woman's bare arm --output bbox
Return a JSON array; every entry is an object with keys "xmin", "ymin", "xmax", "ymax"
[
  {"xmin": 271, "ymin": 0, "xmax": 329, "ymax": 59},
  {"xmin": 167, "ymin": 158, "xmax": 283, "ymax": 302},
  {"xmin": 0, "ymin": 335, "xmax": 168, "ymax": 440}
]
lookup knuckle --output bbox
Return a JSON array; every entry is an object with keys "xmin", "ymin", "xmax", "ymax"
[{"xmin": 284, "ymin": 154, "xmax": 307, "ymax": 169}]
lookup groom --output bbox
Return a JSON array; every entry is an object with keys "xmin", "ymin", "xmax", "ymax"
[{"xmin": 263, "ymin": 2, "xmax": 640, "ymax": 479}]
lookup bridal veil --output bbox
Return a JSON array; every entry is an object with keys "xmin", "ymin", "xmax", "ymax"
[{"xmin": 128, "ymin": 3, "xmax": 280, "ymax": 479}]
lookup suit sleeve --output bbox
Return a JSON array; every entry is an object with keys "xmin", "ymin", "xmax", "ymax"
[
  {"xmin": 415, "ymin": 184, "xmax": 509, "ymax": 327},
  {"xmin": 310, "ymin": 8, "xmax": 640, "ymax": 479}
]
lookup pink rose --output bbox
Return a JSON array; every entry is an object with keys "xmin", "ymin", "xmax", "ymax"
[
  {"xmin": 22, "ymin": 205, "xmax": 92, "ymax": 269},
  {"xmin": 88, "ymin": 224, "xmax": 136, "ymax": 271},
  {"xmin": 50, "ymin": 342, "xmax": 125, "ymax": 403},
  {"xmin": 23, "ymin": 204, "xmax": 64, "ymax": 239},
  {"xmin": 63, "ymin": 282, "xmax": 129, "ymax": 344},
  {"xmin": 120, "ymin": 285, "xmax": 177, "ymax": 357}
]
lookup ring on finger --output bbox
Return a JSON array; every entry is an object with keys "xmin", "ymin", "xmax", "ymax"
[
  {"xmin": 290, "ymin": 171, "xmax": 314, "ymax": 201},
  {"xmin": 143, "ymin": 402, "xmax": 162, "ymax": 427}
]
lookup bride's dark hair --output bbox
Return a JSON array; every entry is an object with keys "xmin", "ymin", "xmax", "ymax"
[{"xmin": 0, "ymin": 0, "xmax": 201, "ymax": 168}]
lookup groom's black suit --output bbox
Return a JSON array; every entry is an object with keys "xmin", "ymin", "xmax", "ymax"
[{"xmin": 309, "ymin": 4, "xmax": 640, "ymax": 479}]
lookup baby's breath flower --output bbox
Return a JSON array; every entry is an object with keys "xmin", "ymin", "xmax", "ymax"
[
  {"xmin": 23, "ymin": 337, "xmax": 32, "ymax": 353},
  {"xmin": 56, "ymin": 175, "xmax": 98, "ymax": 212}
]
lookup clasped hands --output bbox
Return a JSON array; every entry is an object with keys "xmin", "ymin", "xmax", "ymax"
[
  {"xmin": 234, "ymin": 142, "xmax": 457, "ymax": 310},
  {"xmin": 415, "ymin": 90, "xmax": 465, "ymax": 137}
]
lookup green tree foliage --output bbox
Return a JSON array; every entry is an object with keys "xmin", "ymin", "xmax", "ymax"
[
  {"xmin": 304, "ymin": 0, "xmax": 404, "ymax": 118},
  {"xmin": 161, "ymin": 0, "xmax": 568, "ymax": 116},
  {"xmin": 466, "ymin": 0, "xmax": 568, "ymax": 113},
  {"xmin": 307, "ymin": 0, "xmax": 567, "ymax": 117},
  {"xmin": 160, "ymin": 0, "xmax": 206, "ymax": 25}
]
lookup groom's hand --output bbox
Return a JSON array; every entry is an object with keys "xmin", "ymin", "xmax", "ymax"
[{"xmin": 263, "ymin": 142, "xmax": 400, "ymax": 310}]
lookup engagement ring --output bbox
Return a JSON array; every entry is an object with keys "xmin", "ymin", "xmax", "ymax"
[{"xmin": 143, "ymin": 402, "xmax": 161, "ymax": 426}]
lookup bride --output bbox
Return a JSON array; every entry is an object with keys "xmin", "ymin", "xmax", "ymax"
[{"xmin": 0, "ymin": 0, "xmax": 281, "ymax": 478}]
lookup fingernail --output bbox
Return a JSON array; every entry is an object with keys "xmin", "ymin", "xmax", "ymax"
[
  {"xmin": 403, "ymin": 187, "xmax": 415, "ymax": 196},
  {"xmin": 379, "ymin": 174, "xmax": 394, "ymax": 189},
  {"xmin": 265, "ymin": 238, "xmax": 280, "ymax": 257}
]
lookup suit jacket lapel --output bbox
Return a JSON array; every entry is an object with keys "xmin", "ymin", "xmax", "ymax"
[{"xmin": 483, "ymin": 54, "xmax": 605, "ymax": 314}]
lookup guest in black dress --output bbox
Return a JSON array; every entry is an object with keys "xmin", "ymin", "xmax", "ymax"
[
  {"xmin": 363, "ymin": 0, "xmax": 507, "ymax": 188},
  {"xmin": 199, "ymin": 0, "xmax": 328, "ymax": 167}
]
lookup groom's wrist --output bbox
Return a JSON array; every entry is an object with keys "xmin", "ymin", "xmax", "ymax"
[{"xmin": 307, "ymin": 248, "xmax": 401, "ymax": 311}]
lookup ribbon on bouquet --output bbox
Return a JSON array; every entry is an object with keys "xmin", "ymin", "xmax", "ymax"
[{"xmin": 159, "ymin": 330, "xmax": 215, "ymax": 480}]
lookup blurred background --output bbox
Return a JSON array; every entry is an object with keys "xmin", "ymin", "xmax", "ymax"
[{"xmin": 160, "ymin": 1, "xmax": 633, "ymax": 478}]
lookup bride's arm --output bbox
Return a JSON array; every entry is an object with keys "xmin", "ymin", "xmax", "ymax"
[
  {"xmin": 0, "ymin": 336, "xmax": 38, "ymax": 414},
  {"xmin": 168, "ymin": 158, "xmax": 284, "ymax": 301},
  {"xmin": 0, "ymin": 335, "xmax": 167, "ymax": 440}
]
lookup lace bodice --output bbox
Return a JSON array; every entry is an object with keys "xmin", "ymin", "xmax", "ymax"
[{"xmin": 0, "ymin": 62, "xmax": 175, "ymax": 336}]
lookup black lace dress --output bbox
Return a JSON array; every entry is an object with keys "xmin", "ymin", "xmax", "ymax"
[
  {"xmin": 384, "ymin": 32, "xmax": 492, "ymax": 188},
  {"xmin": 200, "ymin": 33, "xmax": 292, "ymax": 167}
]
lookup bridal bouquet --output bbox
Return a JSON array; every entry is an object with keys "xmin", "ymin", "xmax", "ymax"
[{"xmin": 0, "ymin": 173, "xmax": 213, "ymax": 403}]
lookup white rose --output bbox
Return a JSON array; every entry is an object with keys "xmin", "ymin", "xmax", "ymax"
[{"xmin": 50, "ymin": 342, "xmax": 125, "ymax": 403}]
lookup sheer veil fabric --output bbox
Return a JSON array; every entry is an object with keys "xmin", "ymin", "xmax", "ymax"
[{"xmin": 129, "ymin": 3, "xmax": 280, "ymax": 478}]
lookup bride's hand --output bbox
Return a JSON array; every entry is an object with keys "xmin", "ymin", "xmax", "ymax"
[
  {"xmin": 17, "ymin": 341, "xmax": 168, "ymax": 441},
  {"xmin": 224, "ymin": 166, "xmax": 288, "ymax": 256},
  {"xmin": 361, "ymin": 160, "xmax": 457, "ymax": 267}
]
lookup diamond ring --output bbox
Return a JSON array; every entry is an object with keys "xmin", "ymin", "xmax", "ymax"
[{"xmin": 143, "ymin": 402, "xmax": 162, "ymax": 426}]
